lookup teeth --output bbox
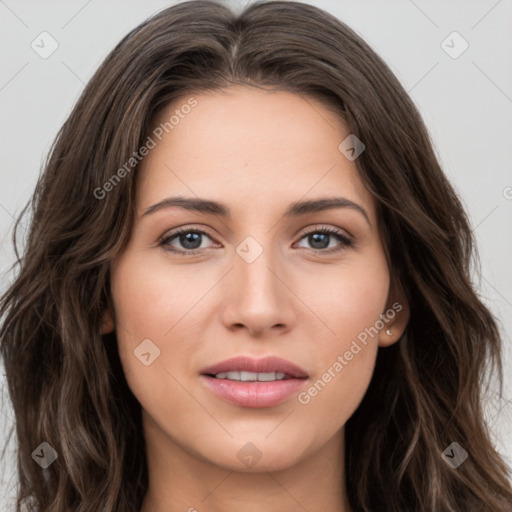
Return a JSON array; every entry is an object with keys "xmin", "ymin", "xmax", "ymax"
[{"xmin": 214, "ymin": 371, "xmax": 287, "ymax": 381}]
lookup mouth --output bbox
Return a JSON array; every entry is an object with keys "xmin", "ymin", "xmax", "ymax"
[
  {"xmin": 200, "ymin": 356, "xmax": 309, "ymax": 408},
  {"xmin": 207, "ymin": 370, "xmax": 292, "ymax": 381},
  {"xmin": 201, "ymin": 355, "xmax": 309, "ymax": 379}
]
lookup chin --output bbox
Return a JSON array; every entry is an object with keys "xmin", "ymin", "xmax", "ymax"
[{"xmin": 196, "ymin": 437, "xmax": 310, "ymax": 473}]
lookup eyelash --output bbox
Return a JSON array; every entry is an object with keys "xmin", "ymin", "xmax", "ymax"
[{"xmin": 158, "ymin": 226, "xmax": 353, "ymax": 256}]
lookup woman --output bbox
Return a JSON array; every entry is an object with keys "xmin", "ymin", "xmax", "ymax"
[{"xmin": 1, "ymin": 1, "xmax": 511, "ymax": 510}]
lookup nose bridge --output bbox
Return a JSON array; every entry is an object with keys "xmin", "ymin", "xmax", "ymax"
[
  {"xmin": 235, "ymin": 236, "xmax": 284, "ymax": 307},
  {"xmin": 221, "ymin": 234, "xmax": 295, "ymax": 334}
]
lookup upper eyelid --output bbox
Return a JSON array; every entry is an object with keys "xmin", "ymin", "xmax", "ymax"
[
  {"xmin": 160, "ymin": 225, "xmax": 218, "ymax": 243},
  {"xmin": 161, "ymin": 223, "xmax": 350, "ymax": 237}
]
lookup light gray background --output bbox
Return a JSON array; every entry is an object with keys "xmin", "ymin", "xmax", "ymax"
[{"xmin": 1, "ymin": 0, "xmax": 511, "ymax": 507}]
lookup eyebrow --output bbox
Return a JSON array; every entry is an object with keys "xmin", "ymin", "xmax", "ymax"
[{"xmin": 142, "ymin": 196, "xmax": 371, "ymax": 227}]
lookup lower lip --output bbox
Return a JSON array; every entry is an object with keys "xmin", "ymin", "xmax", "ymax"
[{"xmin": 200, "ymin": 375, "xmax": 308, "ymax": 408}]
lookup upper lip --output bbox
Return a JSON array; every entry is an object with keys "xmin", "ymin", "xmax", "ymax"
[{"xmin": 201, "ymin": 356, "xmax": 309, "ymax": 379}]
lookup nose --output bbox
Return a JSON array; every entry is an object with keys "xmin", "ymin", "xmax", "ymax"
[{"xmin": 220, "ymin": 245, "xmax": 297, "ymax": 338}]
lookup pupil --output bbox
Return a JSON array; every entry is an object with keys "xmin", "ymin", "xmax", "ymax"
[
  {"xmin": 310, "ymin": 233, "xmax": 329, "ymax": 249},
  {"xmin": 181, "ymin": 232, "xmax": 201, "ymax": 250}
]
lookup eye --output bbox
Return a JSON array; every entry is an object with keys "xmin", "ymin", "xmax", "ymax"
[
  {"xmin": 159, "ymin": 227, "xmax": 218, "ymax": 255},
  {"xmin": 159, "ymin": 225, "xmax": 353, "ymax": 256},
  {"xmin": 295, "ymin": 226, "xmax": 353, "ymax": 254}
]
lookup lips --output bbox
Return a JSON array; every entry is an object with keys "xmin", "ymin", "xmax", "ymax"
[
  {"xmin": 200, "ymin": 356, "xmax": 309, "ymax": 379},
  {"xmin": 200, "ymin": 356, "xmax": 309, "ymax": 408}
]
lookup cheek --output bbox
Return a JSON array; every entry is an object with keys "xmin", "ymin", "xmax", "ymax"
[
  {"xmin": 110, "ymin": 249, "xmax": 220, "ymax": 398},
  {"xmin": 109, "ymin": 255, "xmax": 203, "ymax": 432},
  {"xmin": 303, "ymin": 247, "xmax": 390, "ymax": 344},
  {"xmin": 111, "ymin": 250, "xmax": 208, "ymax": 338},
  {"xmin": 294, "ymin": 250, "xmax": 388, "ymax": 420},
  {"xmin": 110, "ymin": 252, "xmax": 184, "ymax": 376}
]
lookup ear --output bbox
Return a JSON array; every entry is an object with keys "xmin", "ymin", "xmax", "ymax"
[
  {"xmin": 101, "ymin": 308, "xmax": 115, "ymax": 335},
  {"xmin": 377, "ymin": 277, "xmax": 409, "ymax": 347}
]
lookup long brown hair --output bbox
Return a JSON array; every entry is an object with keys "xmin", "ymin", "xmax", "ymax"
[{"xmin": 1, "ymin": 1, "xmax": 511, "ymax": 510}]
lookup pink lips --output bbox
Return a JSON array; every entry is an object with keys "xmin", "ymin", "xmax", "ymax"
[
  {"xmin": 201, "ymin": 356, "xmax": 309, "ymax": 379},
  {"xmin": 200, "ymin": 356, "xmax": 309, "ymax": 408}
]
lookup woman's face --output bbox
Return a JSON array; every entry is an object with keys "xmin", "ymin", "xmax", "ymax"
[{"xmin": 107, "ymin": 86, "xmax": 408, "ymax": 473}]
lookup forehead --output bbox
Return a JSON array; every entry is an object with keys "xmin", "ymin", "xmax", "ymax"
[{"xmin": 137, "ymin": 86, "xmax": 376, "ymax": 224}]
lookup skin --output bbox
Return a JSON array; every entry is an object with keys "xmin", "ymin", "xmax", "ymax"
[{"xmin": 103, "ymin": 86, "xmax": 409, "ymax": 512}]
